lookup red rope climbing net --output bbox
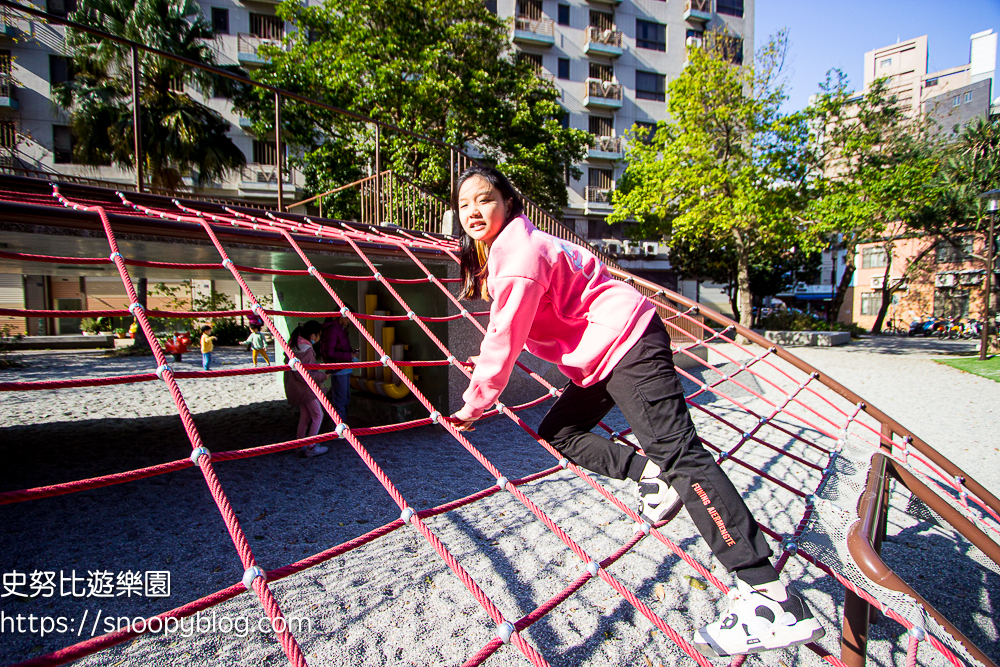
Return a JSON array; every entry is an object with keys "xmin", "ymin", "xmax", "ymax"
[{"xmin": 0, "ymin": 181, "xmax": 997, "ymax": 667}]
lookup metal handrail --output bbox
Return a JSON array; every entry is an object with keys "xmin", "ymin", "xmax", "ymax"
[{"xmin": 288, "ymin": 171, "xmax": 387, "ymax": 209}]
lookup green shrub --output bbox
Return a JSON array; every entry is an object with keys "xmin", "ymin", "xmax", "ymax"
[
  {"xmin": 211, "ymin": 319, "xmax": 251, "ymax": 346},
  {"xmin": 758, "ymin": 311, "xmax": 864, "ymax": 338}
]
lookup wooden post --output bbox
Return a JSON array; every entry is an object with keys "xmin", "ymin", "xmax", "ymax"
[
  {"xmin": 274, "ymin": 91, "xmax": 283, "ymax": 212},
  {"xmin": 131, "ymin": 46, "xmax": 143, "ymax": 193}
]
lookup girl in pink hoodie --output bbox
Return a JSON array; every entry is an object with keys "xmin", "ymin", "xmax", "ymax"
[{"xmin": 449, "ymin": 165, "xmax": 823, "ymax": 658}]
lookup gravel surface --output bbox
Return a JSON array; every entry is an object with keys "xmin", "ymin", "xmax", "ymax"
[{"xmin": 0, "ymin": 339, "xmax": 997, "ymax": 667}]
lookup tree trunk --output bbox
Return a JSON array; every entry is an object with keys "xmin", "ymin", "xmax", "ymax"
[
  {"xmin": 729, "ymin": 289, "xmax": 741, "ymax": 325},
  {"xmin": 732, "ymin": 227, "xmax": 753, "ymax": 342},
  {"xmin": 829, "ymin": 242, "xmax": 856, "ymax": 323},
  {"xmin": 133, "ymin": 278, "xmax": 150, "ymax": 350},
  {"xmin": 871, "ymin": 255, "xmax": 894, "ymax": 335}
]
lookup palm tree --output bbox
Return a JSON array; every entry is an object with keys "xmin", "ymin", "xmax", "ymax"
[{"xmin": 54, "ymin": 0, "xmax": 246, "ymax": 190}]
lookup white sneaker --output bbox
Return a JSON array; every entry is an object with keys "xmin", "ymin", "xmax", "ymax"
[
  {"xmin": 301, "ymin": 444, "xmax": 329, "ymax": 458},
  {"xmin": 692, "ymin": 579, "xmax": 825, "ymax": 657},
  {"xmin": 634, "ymin": 476, "xmax": 682, "ymax": 523}
]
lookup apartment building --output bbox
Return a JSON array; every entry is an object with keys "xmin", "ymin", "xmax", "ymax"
[
  {"xmin": 493, "ymin": 0, "xmax": 753, "ymax": 280},
  {"xmin": 844, "ymin": 32, "xmax": 998, "ymax": 329},
  {"xmin": 0, "ymin": 0, "xmax": 305, "ymax": 206},
  {"xmin": 863, "ymin": 30, "xmax": 997, "ymax": 126}
]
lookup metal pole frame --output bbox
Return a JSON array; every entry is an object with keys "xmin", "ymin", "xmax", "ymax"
[
  {"xmin": 981, "ymin": 207, "xmax": 995, "ymax": 360},
  {"xmin": 274, "ymin": 91, "xmax": 283, "ymax": 212},
  {"xmin": 131, "ymin": 46, "xmax": 143, "ymax": 193}
]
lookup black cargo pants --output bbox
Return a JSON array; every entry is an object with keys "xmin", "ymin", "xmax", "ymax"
[{"xmin": 537, "ymin": 316, "xmax": 772, "ymax": 574}]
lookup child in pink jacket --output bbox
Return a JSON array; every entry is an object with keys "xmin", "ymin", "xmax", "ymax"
[{"xmin": 448, "ymin": 165, "xmax": 823, "ymax": 658}]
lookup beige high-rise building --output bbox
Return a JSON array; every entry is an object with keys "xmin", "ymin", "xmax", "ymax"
[{"xmin": 863, "ymin": 30, "xmax": 997, "ymax": 126}]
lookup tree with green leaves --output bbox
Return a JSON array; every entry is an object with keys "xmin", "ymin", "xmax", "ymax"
[
  {"xmin": 807, "ymin": 72, "xmax": 943, "ymax": 332},
  {"xmin": 610, "ymin": 31, "xmax": 813, "ymax": 331},
  {"xmin": 233, "ymin": 0, "xmax": 590, "ymax": 216},
  {"xmin": 55, "ymin": 0, "xmax": 247, "ymax": 190}
]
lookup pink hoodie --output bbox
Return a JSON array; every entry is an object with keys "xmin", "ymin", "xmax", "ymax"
[{"xmin": 461, "ymin": 215, "xmax": 656, "ymax": 419}]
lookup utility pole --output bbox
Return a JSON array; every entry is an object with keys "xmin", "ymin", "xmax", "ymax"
[{"xmin": 977, "ymin": 191, "xmax": 998, "ymax": 361}]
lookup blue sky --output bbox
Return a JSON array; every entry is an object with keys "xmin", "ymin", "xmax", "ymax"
[{"xmin": 755, "ymin": 0, "xmax": 1000, "ymax": 112}]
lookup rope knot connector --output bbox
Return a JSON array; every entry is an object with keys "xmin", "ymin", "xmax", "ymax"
[
  {"xmin": 250, "ymin": 303, "xmax": 263, "ymax": 314},
  {"xmin": 221, "ymin": 258, "xmax": 233, "ymax": 268},
  {"xmin": 496, "ymin": 476, "xmax": 508, "ymax": 491},
  {"xmin": 494, "ymin": 401, "xmax": 505, "ymax": 412},
  {"xmin": 155, "ymin": 364, "xmax": 172, "ymax": 379},
  {"xmin": 635, "ymin": 522, "xmax": 651, "ymax": 535},
  {"xmin": 288, "ymin": 357, "xmax": 301, "ymax": 370},
  {"xmin": 429, "ymin": 411, "xmax": 441, "ymax": 424},
  {"xmin": 446, "ymin": 355, "xmax": 456, "ymax": 365},
  {"xmin": 781, "ymin": 539, "xmax": 798, "ymax": 554},
  {"xmin": 496, "ymin": 620, "xmax": 516, "ymax": 644},
  {"xmin": 307, "ymin": 266, "xmax": 318, "ymax": 276},
  {"xmin": 586, "ymin": 561, "xmax": 599, "ymax": 577},
  {"xmin": 380, "ymin": 355, "xmax": 390, "ymax": 366},
  {"xmin": 406, "ymin": 311, "xmax": 416, "ymax": 320},
  {"xmin": 108, "ymin": 252, "xmax": 122, "ymax": 262},
  {"xmin": 190, "ymin": 447, "xmax": 210, "ymax": 467},
  {"xmin": 340, "ymin": 305, "xmax": 350, "ymax": 315},
  {"xmin": 558, "ymin": 458, "xmax": 569, "ymax": 469},
  {"xmin": 335, "ymin": 423, "xmax": 349, "ymax": 439},
  {"xmin": 908, "ymin": 626, "xmax": 926, "ymax": 641},
  {"xmin": 400, "ymin": 507, "xmax": 416, "ymax": 524},
  {"xmin": 127, "ymin": 303, "xmax": 143, "ymax": 316},
  {"xmin": 460, "ymin": 309, "xmax": 469, "ymax": 317},
  {"xmin": 549, "ymin": 387, "xmax": 559, "ymax": 396},
  {"xmin": 372, "ymin": 272, "xmax": 382, "ymax": 281},
  {"xmin": 242, "ymin": 566, "xmax": 266, "ymax": 591}
]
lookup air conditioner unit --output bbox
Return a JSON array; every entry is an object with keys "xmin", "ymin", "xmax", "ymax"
[
  {"xmin": 870, "ymin": 276, "xmax": 884, "ymax": 289},
  {"xmin": 934, "ymin": 273, "xmax": 956, "ymax": 287},
  {"xmin": 643, "ymin": 242, "xmax": 659, "ymax": 256},
  {"xmin": 958, "ymin": 272, "xmax": 984, "ymax": 285},
  {"xmin": 686, "ymin": 36, "xmax": 703, "ymax": 48},
  {"xmin": 606, "ymin": 242, "xmax": 621, "ymax": 255}
]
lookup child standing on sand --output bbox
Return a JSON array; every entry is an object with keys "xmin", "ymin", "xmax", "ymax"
[
  {"xmin": 200, "ymin": 324, "xmax": 217, "ymax": 371},
  {"xmin": 241, "ymin": 325, "xmax": 271, "ymax": 367}
]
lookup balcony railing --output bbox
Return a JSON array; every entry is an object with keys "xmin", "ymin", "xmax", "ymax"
[
  {"xmin": 0, "ymin": 73, "xmax": 17, "ymax": 110},
  {"xmin": 584, "ymin": 26, "xmax": 623, "ymax": 57},
  {"xmin": 590, "ymin": 136, "xmax": 624, "ymax": 154},
  {"xmin": 585, "ymin": 186, "xmax": 613, "ymax": 204},
  {"xmin": 586, "ymin": 26, "xmax": 622, "ymax": 48},
  {"xmin": 510, "ymin": 15, "xmax": 555, "ymax": 46},
  {"xmin": 237, "ymin": 33, "xmax": 284, "ymax": 64},
  {"xmin": 585, "ymin": 78, "xmax": 623, "ymax": 106},
  {"xmin": 684, "ymin": 0, "xmax": 712, "ymax": 21}
]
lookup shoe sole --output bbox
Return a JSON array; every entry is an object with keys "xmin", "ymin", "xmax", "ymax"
[
  {"xmin": 640, "ymin": 488, "xmax": 683, "ymax": 523},
  {"xmin": 693, "ymin": 623, "xmax": 825, "ymax": 657}
]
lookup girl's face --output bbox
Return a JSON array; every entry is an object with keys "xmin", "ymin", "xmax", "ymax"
[
  {"xmin": 309, "ymin": 333, "xmax": 320, "ymax": 343},
  {"xmin": 458, "ymin": 176, "xmax": 511, "ymax": 247}
]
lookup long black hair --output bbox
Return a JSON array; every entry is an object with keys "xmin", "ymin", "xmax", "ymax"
[
  {"xmin": 452, "ymin": 164, "xmax": 524, "ymax": 300},
  {"xmin": 289, "ymin": 320, "xmax": 322, "ymax": 350}
]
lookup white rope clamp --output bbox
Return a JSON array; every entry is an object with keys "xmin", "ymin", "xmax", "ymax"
[
  {"xmin": 400, "ymin": 507, "xmax": 416, "ymax": 524},
  {"xmin": 549, "ymin": 387, "xmax": 558, "ymax": 396},
  {"xmin": 380, "ymin": 354, "xmax": 390, "ymax": 366},
  {"xmin": 221, "ymin": 258, "xmax": 233, "ymax": 268},
  {"xmin": 460, "ymin": 309, "xmax": 469, "ymax": 317},
  {"xmin": 339, "ymin": 305, "xmax": 350, "ymax": 315},
  {"xmin": 446, "ymin": 355, "xmax": 456, "ymax": 365},
  {"xmin": 558, "ymin": 458, "xmax": 569, "ymax": 469},
  {"xmin": 496, "ymin": 476, "xmax": 508, "ymax": 491},
  {"xmin": 429, "ymin": 411, "xmax": 441, "ymax": 424},
  {"xmin": 242, "ymin": 566, "xmax": 266, "ymax": 591},
  {"xmin": 494, "ymin": 401, "xmax": 505, "ymax": 412},
  {"xmin": 426, "ymin": 274, "xmax": 436, "ymax": 282},
  {"xmin": 155, "ymin": 364, "xmax": 171, "ymax": 379},
  {"xmin": 128, "ymin": 303, "xmax": 143, "ymax": 316},
  {"xmin": 496, "ymin": 620, "xmax": 516, "ymax": 644},
  {"xmin": 109, "ymin": 252, "xmax": 122, "ymax": 262},
  {"xmin": 635, "ymin": 522, "xmax": 651, "ymax": 535},
  {"xmin": 250, "ymin": 303, "xmax": 263, "ymax": 314},
  {"xmin": 335, "ymin": 423, "xmax": 349, "ymax": 439},
  {"xmin": 190, "ymin": 447, "xmax": 210, "ymax": 467},
  {"xmin": 781, "ymin": 539, "xmax": 798, "ymax": 554},
  {"xmin": 307, "ymin": 266, "xmax": 318, "ymax": 276},
  {"xmin": 373, "ymin": 272, "xmax": 382, "ymax": 281},
  {"xmin": 908, "ymin": 626, "xmax": 926, "ymax": 642},
  {"xmin": 586, "ymin": 561, "xmax": 599, "ymax": 577},
  {"xmin": 288, "ymin": 357, "xmax": 301, "ymax": 370},
  {"xmin": 407, "ymin": 311, "xmax": 416, "ymax": 320}
]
